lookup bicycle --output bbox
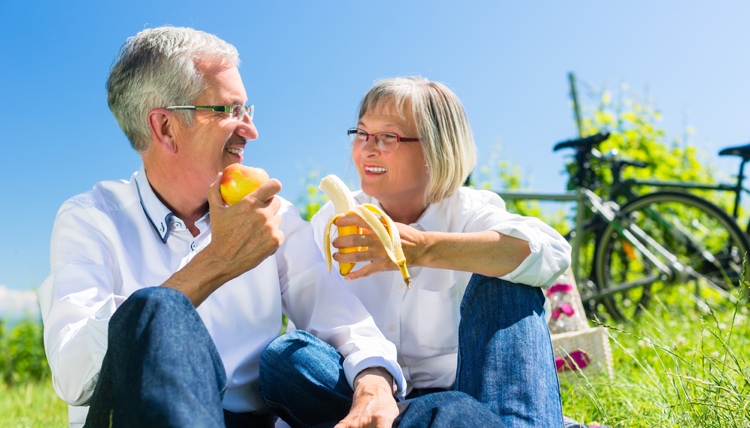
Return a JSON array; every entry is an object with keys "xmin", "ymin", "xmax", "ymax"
[{"xmin": 496, "ymin": 132, "xmax": 750, "ymax": 322}]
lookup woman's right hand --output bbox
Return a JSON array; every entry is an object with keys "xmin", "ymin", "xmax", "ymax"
[{"xmin": 331, "ymin": 214, "xmax": 425, "ymax": 280}]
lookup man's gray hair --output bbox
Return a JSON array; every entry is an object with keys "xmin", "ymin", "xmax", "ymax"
[{"xmin": 107, "ymin": 26, "xmax": 240, "ymax": 152}]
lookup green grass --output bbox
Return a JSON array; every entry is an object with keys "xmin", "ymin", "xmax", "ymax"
[
  {"xmin": 0, "ymin": 379, "xmax": 67, "ymax": 427},
  {"xmin": 560, "ymin": 288, "xmax": 750, "ymax": 427},
  {"xmin": 3, "ymin": 288, "xmax": 749, "ymax": 427}
]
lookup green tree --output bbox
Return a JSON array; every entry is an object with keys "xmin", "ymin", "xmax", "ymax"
[
  {"xmin": 469, "ymin": 147, "xmax": 570, "ymax": 233},
  {"xmin": 570, "ymin": 84, "xmax": 728, "ymax": 210}
]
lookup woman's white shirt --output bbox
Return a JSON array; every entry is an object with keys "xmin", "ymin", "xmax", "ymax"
[{"xmin": 310, "ymin": 187, "xmax": 571, "ymax": 391}]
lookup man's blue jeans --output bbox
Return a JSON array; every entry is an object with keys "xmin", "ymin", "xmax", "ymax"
[
  {"xmin": 259, "ymin": 275, "xmax": 564, "ymax": 428},
  {"xmin": 84, "ymin": 287, "xmax": 276, "ymax": 428}
]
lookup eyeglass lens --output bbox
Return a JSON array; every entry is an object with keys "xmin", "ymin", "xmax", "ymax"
[
  {"xmin": 349, "ymin": 131, "xmax": 399, "ymax": 152},
  {"xmin": 232, "ymin": 105, "xmax": 254, "ymax": 121}
]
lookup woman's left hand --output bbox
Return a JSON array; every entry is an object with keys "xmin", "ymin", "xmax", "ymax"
[
  {"xmin": 334, "ymin": 368, "xmax": 400, "ymax": 428},
  {"xmin": 331, "ymin": 213, "xmax": 424, "ymax": 280}
]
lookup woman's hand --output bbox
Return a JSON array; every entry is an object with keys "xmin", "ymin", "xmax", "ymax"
[
  {"xmin": 332, "ymin": 213, "xmax": 533, "ymax": 279},
  {"xmin": 334, "ymin": 368, "xmax": 399, "ymax": 428},
  {"xmin": 331, "ymin": 214, "xmax": 424, "ymax": 280}
]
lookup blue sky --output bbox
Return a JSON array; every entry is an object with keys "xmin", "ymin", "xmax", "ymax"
[{"xmin": 1, "ymin": 1, "xmax": 749, "ymax": 310}]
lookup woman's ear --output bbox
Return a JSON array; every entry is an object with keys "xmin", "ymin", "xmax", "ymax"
[{"xmin": 147, "ymin": 108, "xmax": 178, "ymax": 153}]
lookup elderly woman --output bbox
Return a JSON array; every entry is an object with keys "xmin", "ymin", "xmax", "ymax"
[{"xmin": 261, "ymin": 77, "xmax": 573, "ymax": 428}]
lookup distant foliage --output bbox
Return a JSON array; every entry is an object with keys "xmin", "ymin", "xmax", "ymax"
[
  {"xmin": 471, "ymin": 83, "xmax": 728, "ymax": 239},
  {"xmin": 469, "ymin": 148, "xmax": 570, "ymax": 234},
  {"xmin": 0, "ymin": 318, "xmax": 49, "ymax": 386},
  {"xmin": 295, "ymin": 169, "xmax": 328, "ymax": 221},
  {"xmin": 572, "ymin": 84, "xmax": 725, "ymax": 207}
]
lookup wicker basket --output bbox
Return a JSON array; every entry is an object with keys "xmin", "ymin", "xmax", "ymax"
[
  {"xmin": 551, "ymin": 326, "xmax": 613, "ymax": 380},
  {"xmin": 545, "ymin": 268, "xmax": 589, "ymax": 334}
]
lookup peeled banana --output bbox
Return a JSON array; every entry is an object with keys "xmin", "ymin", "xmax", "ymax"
[{"xmin": 319, "ymin": 174, "xmax": 411, "ymax": 288}]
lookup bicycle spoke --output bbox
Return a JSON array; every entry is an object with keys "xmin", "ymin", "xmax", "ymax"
[{"xmin": 594, "ymin": 191, "xmax": 749, "ymax": 323}]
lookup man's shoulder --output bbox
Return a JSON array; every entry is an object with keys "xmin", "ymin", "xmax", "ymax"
[{"xmin": 60, "ymin": 176, "xmax": 138, "ymax": 217}]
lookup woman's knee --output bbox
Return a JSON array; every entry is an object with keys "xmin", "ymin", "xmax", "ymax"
[
  {"xmin": 260, "ymin": 330, "xmax": 322, "ymax": 382},
  {"xmin": 462, "ymin": 274, "xmax": 545, "ymax": 317},
  {"xmin": 262, "ymin": 331, "xmax": 316, "ymax": 362}
]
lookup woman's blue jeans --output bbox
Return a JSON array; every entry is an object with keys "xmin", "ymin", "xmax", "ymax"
[
  {"xmin": 259, "ymin": 275, "xmax": 564, "ymax": 428},
  {"xmin": 84, "ymin": 287, "xmax": 276, "ymax": 428}
]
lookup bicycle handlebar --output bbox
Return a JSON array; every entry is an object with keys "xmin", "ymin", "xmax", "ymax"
[{"xmin": 603, "ymin": 150, "xmax": 647, "ymax": 169}]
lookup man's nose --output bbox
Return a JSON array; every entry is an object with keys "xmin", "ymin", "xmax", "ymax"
[{"xmin": 235, "ymin": 115, "xmax": 258, "ymax": 140}]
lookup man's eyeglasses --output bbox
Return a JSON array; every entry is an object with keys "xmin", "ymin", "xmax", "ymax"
[
  {"xmin": 347, "ymin": 128, "xmax": 419, "ymax": 153},
  {"xmin": 165, "ymin": 104, "xmax": 254, "ymax": 121}
]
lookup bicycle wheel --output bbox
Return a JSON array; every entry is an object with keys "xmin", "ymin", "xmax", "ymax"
[{"xmin": 594, "ymin": 191, "xmax": 749, "ymax": 322}]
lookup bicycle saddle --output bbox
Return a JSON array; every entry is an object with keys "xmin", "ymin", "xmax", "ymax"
[
  {"xmin": 553, "ymin": 131, "xmax": 610, "ymax": 152},
  {"xmin": 718, "ymin": 143, "xmax": 750, "ymax": 161}
]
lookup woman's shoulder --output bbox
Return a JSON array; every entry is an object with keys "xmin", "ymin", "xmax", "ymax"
[{"xmin": 448, "ymin": 186, "xmax": 507, "ymax": 210}]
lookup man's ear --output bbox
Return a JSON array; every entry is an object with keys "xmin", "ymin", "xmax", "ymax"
[{"xmin": 147, "ymin": 108, "xmax": 178, "ymax": 153}]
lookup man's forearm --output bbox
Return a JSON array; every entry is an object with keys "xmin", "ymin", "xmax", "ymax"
[{"xmin": 162, "ymin": 248, "xmax": 233, "ymax": 307}]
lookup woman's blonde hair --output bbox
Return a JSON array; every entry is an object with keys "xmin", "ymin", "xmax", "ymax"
[{"xmin": 357, "ymin": 76, "xmax": 476, "ymax": 204}]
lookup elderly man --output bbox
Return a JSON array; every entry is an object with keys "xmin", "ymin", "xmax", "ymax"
[{"xmin": 38, "ymin": 26, "xmax": 404, "ymax": 428}]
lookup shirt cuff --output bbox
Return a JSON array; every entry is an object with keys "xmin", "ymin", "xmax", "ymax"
[{"xmin": 344, "ymin": 355, "xmax": 407, "ymax": 400}]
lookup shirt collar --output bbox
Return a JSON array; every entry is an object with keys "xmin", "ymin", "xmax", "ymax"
[
  {"xmin": 411, "ymin": 200, "xmax": 446, "ymax": 233},
  {"xmin": 359, "ymin": 191, "xmax": 448, "ymax": 233},
  {"xmin": 134, "ymin": 166, "xmax": 174, "ymax": 243}
]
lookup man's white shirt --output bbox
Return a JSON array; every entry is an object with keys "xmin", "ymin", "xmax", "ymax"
[{"xmin": 38, "ymin": 167, "xmax": 405, "ymax": 426}]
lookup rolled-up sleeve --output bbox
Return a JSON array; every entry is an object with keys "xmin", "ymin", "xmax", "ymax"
[
  {"xmin": 275, "ymin": 201, "xmax": 407, "ymax": 397},
  {"xmin": 465, "ymin": 190, "xmax": 572, "ymax": 288}
]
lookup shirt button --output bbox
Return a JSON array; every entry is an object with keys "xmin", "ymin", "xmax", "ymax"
[
  {"xmin": 387, "ymin": 324, "xmax": 396, "ymax": 332},
  {"xmin": 174, "ymin": 221, "xmax": 182, "ymax": 228}
]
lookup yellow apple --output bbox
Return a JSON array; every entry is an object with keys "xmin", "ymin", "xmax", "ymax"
[{"xmin": 220, "ymin": 164, "xmax": 270, "ymax": 206}]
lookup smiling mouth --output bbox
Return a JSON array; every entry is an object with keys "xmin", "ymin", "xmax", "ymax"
[
  {"xmin": 365, "ymin": 166, "xmax": 387, "ymax": 173},
  {"xmin": 226, "ymin": 147, "xmax": 244, "ymax": 155}
]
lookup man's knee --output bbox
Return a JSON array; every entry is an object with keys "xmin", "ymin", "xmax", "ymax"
[{"xmin": 112, "ymin": 287, "xmax": 190, "ymax": 325}]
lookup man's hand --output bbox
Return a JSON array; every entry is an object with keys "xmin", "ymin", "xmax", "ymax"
[
  {"xmin": 331, "ymin": 214, "xmax": 425, "ymax": 281},
  {"xmin": 164, "ymin": 173, "xmax": 284, "ymax": 306},
  {"xmin": 206, "ymin": 172, "xmax": 284, "ymax": 278},
  {"xmin": 335, "ymin": 367, "xmax": 399, "ymax": 428}
]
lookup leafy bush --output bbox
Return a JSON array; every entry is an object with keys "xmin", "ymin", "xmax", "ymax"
[
  {"xmin": 572, "ymin": 84, "xmax": 729, "ymax": 209},
  {"xmin": 0, "ymin": 318, "xmax": 49, "ymax": 386}
]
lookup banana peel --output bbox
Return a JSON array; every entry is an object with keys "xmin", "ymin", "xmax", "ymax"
[{"xmin": 319, "ymin": 174, "xmax": 411, "ymax": 288}]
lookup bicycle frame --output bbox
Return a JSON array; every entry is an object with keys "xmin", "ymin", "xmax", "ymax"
[
  {"xmin": 496, "ymin": 132, "xmax": 750, "ymax": 320},
  {"xmin": 617, "ymin": 178, "xmax": 749, "ymax": 220},
  {"xmin": 498, "ymin": 186, "xmax": 739, "ymax": 304}
]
